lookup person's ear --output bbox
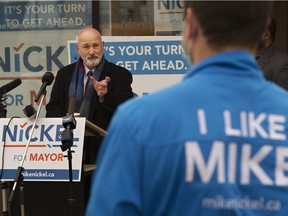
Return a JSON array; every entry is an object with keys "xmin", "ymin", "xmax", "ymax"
[
  {"xmin": 263, "ymin": 29, "xmax": 270, "ymax": 41},
  {"xmin": 185, "ymin": 7, "xmax": 198, "ymax": 40}
]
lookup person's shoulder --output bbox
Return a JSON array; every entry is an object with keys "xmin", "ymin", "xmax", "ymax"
[
  {"xmin": 264, "ymin": 46, "xmax": 288, "ymax": 69},
  {"xmin": 272, "ymin": 46, "xmax": 288, "ymax": 59},
  {"xmin": 54, "ymin": 63, "xmax": 76, "ymax": 78},
  {"xmin": 58, "ymin": 62, "xmax": 77, "ymax": 73}
]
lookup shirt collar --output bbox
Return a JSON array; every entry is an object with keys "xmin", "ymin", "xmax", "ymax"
[
  {"xmin": 84, "ymin": 65, "xmax": 95, "ymax": 75},
  {"xmin": 184, "ymin": 50, "xmax": 262, "ymax": 80}
]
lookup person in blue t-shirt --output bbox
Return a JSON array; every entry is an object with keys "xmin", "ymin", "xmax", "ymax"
[{"xmin": 86, "ymin": 2, "xmax": 288, "ymax": 216}]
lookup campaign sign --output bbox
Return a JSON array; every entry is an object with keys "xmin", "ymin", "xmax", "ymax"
[
  {"xmin": 0, "ymin": 117, "xmax": 85, "ymax": 182},
  {"xmin": 0, "ymin": 1, "xmax": 92, "ymax": 31},
  {"xmin": 68, "ymin": 36, "xmax": 189, "ymax": 96},
  {"xmin": 68, "ymin": 36, "xmax": 190, "ymax": 75}
]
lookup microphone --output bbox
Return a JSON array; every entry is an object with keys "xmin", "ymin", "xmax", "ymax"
[
  {"xmin": 0, "ymin": 78, "xmax": 22, "ymax": 95},
  {"xmin": 23, "ymin": 105, "xmax": 37, "ymax": 119},
  {"xmin": 61, "ymin": 114, "xmax": 77, "ymax": 152},
  {"xmin": 61, "ymin": 97, "xmax": 77, "ymax": 152},
  {"xmin": 34, "ymin": 72, "xmax": 54, "ymax": 103}
]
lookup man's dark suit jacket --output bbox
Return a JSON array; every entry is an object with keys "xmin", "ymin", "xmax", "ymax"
[
  {"xmin": 257, "ymin": 45, "xmax": 288, "ymax": 90},
  {"xmin": 46, "ymin": 59, "xmax": 134, "ymax": 162}
]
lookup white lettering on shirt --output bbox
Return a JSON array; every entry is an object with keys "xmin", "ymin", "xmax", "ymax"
[{"xmin": 185, "ymin": 141, "xmax": 288, "ymax": 185}]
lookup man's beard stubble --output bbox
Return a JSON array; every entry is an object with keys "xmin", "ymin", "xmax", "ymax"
[{"xmin": 83, "ymin": 56, "xmax": 102, "ymax": 69}]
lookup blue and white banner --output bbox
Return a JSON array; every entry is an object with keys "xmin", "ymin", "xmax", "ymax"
[
  {"xmin": 69, "ymin": 36, "xmax": 190, "ymax": 75},
  {"xmin": 0, "ymin": 117, "xmax": 85, "ymax": 181},
  {"xmin": 0, "ymin": 1, "xmax": 92, "ymax": 118},
  {"xmin": 68, "ymin": 36, "xmax": 189, "ymax": 95},
  {"xmin": 0, "ymin": 1, "xmax": 92, "ymax": 31}
]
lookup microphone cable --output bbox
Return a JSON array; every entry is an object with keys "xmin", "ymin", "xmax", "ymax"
[{"xmin": 0, "ymin": 116, "xmax": 20, "ymax": 181}]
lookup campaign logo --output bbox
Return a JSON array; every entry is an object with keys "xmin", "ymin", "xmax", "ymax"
[
  {"xmin": 1, "ymin": 122, "xmax": 79, "ymax": 148},
  {"xmin": 0, "ymin": 43, "xmax": 66, "ymax": 73}
]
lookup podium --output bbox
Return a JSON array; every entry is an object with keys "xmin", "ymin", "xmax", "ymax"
[
  {"xmin": 0, "ymin": 118, "xmax": 105, "ymax": 216},
  {"xmin": 85, "ymin": 119, "xmax": 106, "ymax": 137}
]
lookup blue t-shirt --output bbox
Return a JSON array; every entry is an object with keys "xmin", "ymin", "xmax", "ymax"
[{"xmin": 86, "ymin": 51, "xmax": 288, "ymax": 216}]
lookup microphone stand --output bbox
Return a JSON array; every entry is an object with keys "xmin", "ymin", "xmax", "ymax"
[
  {"xmin": 61, "ymin": 115, "xmax": 77, "ymax": 216},
  {"xmin": 67, "ymin": 145, "xmax": 75, "ymax": 216},
  {"xmin": 8, "ymin": 90, "xmax": 47, "ymax": 216},
  {"xmin": 1, "ymin": 182, "xmax": 9, "ymax": 216},
  {"xmin": 0, "ymin": 94, "xmax": 9, "ymax": 216}
]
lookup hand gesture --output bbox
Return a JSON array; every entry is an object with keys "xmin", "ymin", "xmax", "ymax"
[{"xmin": 90, "ymin": 76, "xmax": 111, "ymax": 101}]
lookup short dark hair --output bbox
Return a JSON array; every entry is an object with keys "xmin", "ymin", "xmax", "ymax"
[
  {"xmin": 268, "ymin": 18, "xmax": 276, "ymax": 42},
  {"xmin": 185, "ymin": 1, "xmax": 273, "ymax": 49}
]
